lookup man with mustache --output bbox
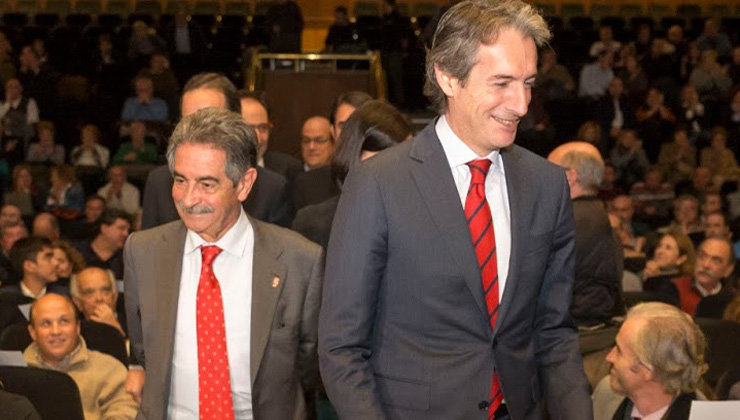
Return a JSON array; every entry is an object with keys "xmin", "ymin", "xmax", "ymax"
[{"xmin": 124, "ymin": 108, "xmax": 322, "ymax": 419}]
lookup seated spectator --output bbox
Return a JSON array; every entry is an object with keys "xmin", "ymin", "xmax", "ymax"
[
  {"xmin": 25, "ymin": 121, "xmax": 64, "ymax": 165},
  {"xmin": 575, "ymin": 120, "xmax": 604, "ymax": 156},
  {"xmin": 593, "ymin": 77, "xmax": 634, "ymax": 148},
  {"xmin": 61, "ymin": 196, "xmax": 107, "ymax": 242},
  {"xmin": 18, "ymin": 44, "xmax": 58, "ymax": 120},
  {"xmin": 128, "ymin": 20, "xmax": 166, "ymax": 69},
  {"xmin": 0, "ymin": 386, "xmax": 40, "ymax": 419},
  {"xmin": 3, "ymin": 164, "xmax": 43, "ymax": 218},
  {"xmin": 636, "ymin": 87, "xmax": 676, "ymax": 162},
  {"xmin": 700, "ymin": 192, "xmax": 724, "ymax": 220},
  {"xmin": 656, "ymin": 127, "xmax": 696, "ymax": 185},
  {"xmin": 690, "ymin": 49, "xmax": 733, "ymax": 105},
  {"xmin": 137, "ymin": 53, "xmax": 179, "ymax": 118},
  {"xmin": 23, "ymin": 293, "xmax": 138, "ymax": 419},
  {"xmin": 32, "ymin": 212, "xmax": 60, "ymax": 242},
  {"xmin": 595, "ymin": 302, "xmax": 706, "ymax": 420},
  {"xmin": 610, "ymin": 130, "xmax": 650, "ymax": 188},
  {"xmin": 71, "ymin": 267, "xmax": 126, "ymax": 337},
  {"xmin": 616, "ymin": 54, "xmax": 648, "ymax": 110},
  {"xmin": 74, "ymin": 209, "xmax": 131, "ymax": 280},
  {"xmin": 608, "ymin": 194, "xmax": 650, "ymax": 256},
  {"xmin": 677, "ymin": 84, "xmax": 707, "ymax": 142},
  {"xmin": 578, "ymin": 50, "xmax": 614, "ymax": 101},
  {"xmin": 696, "ymin": 17, "xmax": 732, "ymax": 59},
  {"xmin": 598, "ymin": 163, "xmax": 624, "ymax": 202},
  {"xmin": 704, "ymin": 211, "xmax": 732, "ymax": 244},
  {"xmin": 590, "ymin": 25, "xmax": 622, "ymax": 58},
  {"xmin": 700, "ymin": 126, "xmax": 739, "ymax": 183},
  {"xmin": 52, "ymin": 240, "xmax": 86, "ymax": 287},
  {"xmin": 97, "ymin": 166, "xmax": 141, "ymax": 218},
  {"xmin": 660, "ymin": 195, "xmax": 703, "ymax": 239},
  {"xmin": 0, "ymin": 204, "xmax": 22, "ymax": 226},
  {"xmin": 112, "ymin": 121, "xmax": 158, "ymax": 165},
  {"xmin": 45, "ymin": 164, "xmax": 85, "ymax": 215},
  {"xmin": 120, "ymin": 75, "xmax": 168, "ymax": 122},
  {"xmin": 642, "ymin": 232, "xmax": 695, "ymax": 287},
  {"xmin": 301, "ymin": 116, "xmax": 334, "ymax": 171},
  {"xmin": 537, "ymin": 49, "xmax": 575, "ymax": 101},
  {"xmin": 642, "ymin": 38, "xmax": 677, "ymax": 85},
  {"xmin": 0, "ymin": 220, "xmax": 28, "ymax": 286},
  {"xmin": 0, "ymin": 77, "xmax": 39, "ymax": 142},
  {"xmin": 70, "ymin": 124, "xmax": 110, "ymax": 169},
  {"xmin": 549, "ymin": 142, "xmax": 623, "ymax": 327},
  {"xmin": 5, "ymin": 236, "xmax": 65, "ymax": 299}
]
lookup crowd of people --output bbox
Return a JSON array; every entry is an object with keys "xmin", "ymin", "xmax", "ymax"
[{"xmin": 0, "ymin": 0, "xmax": 739, "ymax": 419}]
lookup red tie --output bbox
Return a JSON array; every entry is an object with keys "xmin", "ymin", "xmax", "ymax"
[
  {"xmin": 464, "ymin": 159, "xmax": 503, "ymax": 419},
  {"xmin": 197, "ymin": 245, "xmax": 235, "ymax": 420}
]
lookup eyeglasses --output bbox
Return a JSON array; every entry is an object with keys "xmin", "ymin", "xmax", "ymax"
[{"xmin": 246, "ymin": 123, "xmax": 272, "ymax": 134}]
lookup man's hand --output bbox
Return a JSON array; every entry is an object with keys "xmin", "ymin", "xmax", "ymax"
[
  {"xmin": 90, "ymin": 304, "xmax": 125, "ymax": 336},
  {"xmin": 126, "ymin": 369, "xmax": 146, "ymax": 404}
]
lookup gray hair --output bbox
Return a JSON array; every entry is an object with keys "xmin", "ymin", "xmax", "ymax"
[
  {"xmin": 559, "ymin": 150, "xmax": 605, "ymax": 192},
  {"xmin": 627, "ymin": 302, "xmax": 707, "ymax": 395},
  {"xmin": 424, "ymin": 0, "xmax": 551, "ymax": 113},
  {"xmin": 70, "ymin": 267, "xmax": 117, "ymax": 298},
  {"xmin": 166, "ymin": 108, "xmax": 257, "ymax": 185}
]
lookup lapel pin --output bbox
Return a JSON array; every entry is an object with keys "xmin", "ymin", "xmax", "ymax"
[{"xmin": 272, "ymin": 276, "xmax": 281, "ymax": 288}]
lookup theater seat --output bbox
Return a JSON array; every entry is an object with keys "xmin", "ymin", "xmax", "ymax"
[{"xmin": 0, "ymin": 365, "xmax": 84, "ymax": 420}]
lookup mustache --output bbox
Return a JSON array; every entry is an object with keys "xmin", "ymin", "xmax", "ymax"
[{"xmin": 176, "ymin": 202, "xmax": 214, "ymax": 214}]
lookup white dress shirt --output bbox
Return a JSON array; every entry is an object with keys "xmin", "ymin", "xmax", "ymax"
[
  {"xmin": 97, "ymin": 182, "xmax": 141, "ymax": 216},
  {"xmin": 436, "ymin": 116, "xmax": 512, "ymax": 300},
  {"xmin": 0, "ymin": 97, "xmax": 40, "ymax": 124},
  {"xmin": 169, "ymin": 209, "xmax": 254, "ymax": 419}
]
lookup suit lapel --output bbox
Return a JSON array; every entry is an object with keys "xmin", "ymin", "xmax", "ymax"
[
  {"xmin": 249, "ymin": 219, "xmax": 286, "ymax": 386},
  {"xmin": 493, "ymin": 146, "xmax": 529, "ymax": 335},
  {"xmin": 409, "ymin": 124, "xmax": 488, "ymax": 316},
  {"xmin": 156, "ymin": 222, "xmax": 187, "ymax": 393}
]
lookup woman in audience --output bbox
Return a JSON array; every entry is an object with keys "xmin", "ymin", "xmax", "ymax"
[
  {"xmin": 656, "ymin": 126, "xmax": 696, "ymax": 185},
  {"xmin": 642, "ymin": 232, "xmax": 696, "ymax": 307},
  {"xmin": 70, "ymin": 124, "xmax": 110, "ymax": 169},
  {"xmin": 700, "ymin": 126, "xmax": 739, "ymax": 183},
  {"xmin": 25, "ymin": 121, "xmax": 65, "ymax": 165},
  {"xmin": 292, "ymin": 100, "xmax": 411, "ymax": 249},
  {"xmin": 3, "ymin": 164, "xmax": 42, "ymax": 218},
  {"xmin": 52, "ymin": 240, "xmax": 86, "ymax": 287},
  {"xmin": 46, "ymin": 164, "xmax": 85, "ymax": 216}
]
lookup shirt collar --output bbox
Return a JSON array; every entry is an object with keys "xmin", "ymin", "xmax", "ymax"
[
  {"xmin": 630, "ymin": 401, "xmax": 671, "ymax": 420},
  {"xmin": 435, "ymin": 115, "xmax": 500, "ymax": 170},
  {"xmin": 184, "ymin": 208, "xmax": 252, "ymax": 258},
  {"xmin": 20, "ymin": 281, "xmax": 46, "ymax": 299},
  {"xmin": 694, "ymin": 280, "xmax": 722, "ymax": 297}
]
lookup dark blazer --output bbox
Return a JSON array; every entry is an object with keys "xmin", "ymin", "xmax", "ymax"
[
  {"xmin": 612, "ymin": 392, "xmax": 696, "ymax": 420},
  {"xmin": 124, "ymin": 217, "xmax": 323, "ymax": 420},
  {"xmin": 291, "ymin": 195, "xmax": 340, "ymax": 250},
  {"xmin": 291, "ymin": 166, "xmax": 340, "ymax": 211},
  {"xmin": 319, "ymin": 123, "xmax": 592, "ymax": 420},
  {"xmin": 141, "ymin": 164, "xmax": 292, "ymax": 229},
  {"xmin": 264, "ymin": 151, "xmax": 304, "ymax": 182}
]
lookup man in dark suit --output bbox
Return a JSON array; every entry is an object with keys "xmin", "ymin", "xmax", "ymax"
[
  {"xmin": 598, "ymin": 302, "xmax": 705, "ymax": 420},
  {"xmin": 124, "ymin": 108, "xmax": 322, "ymax": 419},
  {"xmin": 140, "ymin": 73, "xmax": 291, "ymax": 229},
  {"xmin": 319, "ymin": 1, "xmax": 592, "ymax": 419}
]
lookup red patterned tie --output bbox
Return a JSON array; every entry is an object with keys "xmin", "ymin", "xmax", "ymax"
[
  {"xmin": 197, "ymin": 245, "xmax": 235, "ymax": 420},
  {"xmin": 464, "ymin": 159, "xmax": 503, "ymax": 419}
]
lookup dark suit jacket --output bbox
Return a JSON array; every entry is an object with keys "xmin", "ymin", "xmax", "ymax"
[
  {"xmin": 291, "ymin": 195, "xmax": 340, "ymax": 250},
  {"xmin": 264, "ymin": 151, "xmax": 304, "ymax": 183},
  {"xmin": 612, "ymin": 392, "xmax": 696, "ymax": 420},
  {"xmin": 124, "ymin": 217, "xmax": 323, "ymax": 420},
  {"xmin": 141, "ymin": 164, "xmax": 292, "ymax": 229},
  {"xmin": 319, "ymin": 123, "xmax": 592, "ymax": 420},
  {"xmin": 291, "ymin": 166, "xmax": 340, "ymax": 211}
]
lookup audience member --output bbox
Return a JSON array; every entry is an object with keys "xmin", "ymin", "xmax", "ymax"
[
  {"xmin": 324, "ymin": 6, "xmax": 362, "ymax": 53},
  {"xmin": 677, "ymin": 84, "xmax": 708, "ymax": 141},
  {"xmin": 138, "ymin": 53, "xmax": 179, "ymax": 118},
  {"xmin": 549, "ymin": 142, "xmax": 623, "ymax": 326},
  {"xmin": 328, "ymin": 90, "xmax": 372, "ymax": 143},
  {"xmin": 537, "ymin": 49, "xmax": 575, "ymax": 101},
  {"xmin": 0, "ymin": 220, "xmax": 27, "ymax": 286},
  {"xmin": 45, "ymin": 164, "xmax": 85, "ymax": 215},
  {"xmin": 17, "ymin": 45, "xmax": 58, "ymax": 120},
  {"xmin": 579, "ymin": 50, "xmax": 614, "ymax": 100},
  {"xmin": 23, "ymin": 293, "xmax": 138, "ymax": 419},
  {"xmin": 127, "ymin": 20, "xmax": 166, "ymax": 69},
  {"xmin": 3, "ymin": 165, "xmax": 41, "ymax": 218},
  {"xmin": 690, "ymin": 49, "xmax": 733, "ymax": 106},
  {"xmin": 617, "ymin": 55, "xmax": 649, "ymax": 109},
  {"xmin": 610, "ymin": 130, "xmax": 650, "ymax": 188},
  {"xmin": 52, "ymin": 240, "xmax": 86, "ymax": 286},
  {"xmin": 700, "ymin": 126, "xmax": 739, "ymax": 182},
  {"xmin": 594, "ymin": 302, "xmax": 706, "ymax": 420},
  {"xmin": 70, "ymin": 124, "xmax": 110, "ymax": 169},
  {"xmin": 636, "ymin": 87, "xmax": 677, "ymax": 161},
  {"xmin": 661, "ymin": 195, "xmax": 703, "ymax": 239},
  {"xmin": 300, "ymin": 116, "xmax": 334, "ymax": 171},
  {"xmin": 642, "ymin": 233, "xmax": 695, "ymax": 303},
  {"xmin": 112, "ymin": 121, "xmax": 158, "ymax": 165},
  {"xmin": 74, "ymin": 209, "xmax": 131, "ymax": 280},
  {"xmin": 31, "ymin": 212, "xmax": 60, "ymax": 241},
  {"xmin": 594, "ymin": 77, "xmax": 633, "ymax": 150},
  {"xmin": 590, "ymin": 25, "xmax": 622, "ymax": 58},
  {"xmin": 608, "ymin": 194, "xmax": 650, "ymax": 256},
  {"xmin": 121, "ymin": 75, "xmax": 169, "ymax": 122},
  {"xmin": 696, "ymin": 17, "xmax": 732, "ymax": 58},
  {"xmin": 0, "ymin": 204, "xmax": 22, "ymax": 226},
  {"xmin": 25, "ymin": 121, "xmax": 64, "ymax": 165},
  {"xmin": 6, "ymin": 236, "xmax": 64, "ymax": 299},
  {"xmin": 162, "ymin": 2, "xmax": 207, "ymax": 84},
  {"xmin": 0, "ymin": 78, "xmax": 39, "ymax": 142},
  {"xmin": 703, "ymin": 211, "xmax": 732, "ymax": 241},
  {"xmin": 71, "ymin": 267, "xmax": 126, "ymax": 337},
  {"xmin": 656, "ymin": 127, "xmax": 696, "ymax": 185},
  {"xmin": 97, "ymin": 166, "xmax": 141, "ymax": 218}
]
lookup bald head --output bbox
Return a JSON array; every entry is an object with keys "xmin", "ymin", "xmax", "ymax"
[
  {"xmin": 301, "ymin": 116, "xmax": 333, "ymax": 170},
  {"xmin": 548, "ymin": 142, "xmax": 604, "ymax": 198}
]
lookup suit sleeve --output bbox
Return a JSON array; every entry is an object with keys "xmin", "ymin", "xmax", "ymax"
[
  {"xmin": 535, "ymin": 175, "xmax": 593, "ymax": 420},
  {"xmin": 140, "ymin": 170, "xmax": 160, "ymax": 230},
  {"xmin": 318, "ymin": 166, "xmax": 388, "ymax": 419},
  {"xmin": 297, "ymin": 244, "xmax": 324, "ymax": 393},
  {"xmin": 123, "ymin": 235, "xmax": 145, "ymax": 368}
]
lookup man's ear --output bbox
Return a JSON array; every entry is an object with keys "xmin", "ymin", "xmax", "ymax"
[
  {"xmin": 435, "ymin": 65, "xmax": 458, "ymax": 97},
  {"xmin": 565, "ymin": 168, "xmax": 579, "ymax": 189},
  {"xmin": 28, "ymin": 324, "xmax": 36, "ymax": 342},
  {"xmin": 236, "ymin": 167, "xmax": 258, "ymax": 203}
]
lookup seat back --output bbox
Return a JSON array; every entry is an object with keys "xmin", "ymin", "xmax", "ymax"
[{"xmin": 0, "ymin": 365, "xmax": 85, "ymax": 420}]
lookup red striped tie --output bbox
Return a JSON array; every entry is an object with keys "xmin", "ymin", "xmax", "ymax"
[
  {"xmin": 197, "ymin": 245, "xmax": 235, "ymax": 420},
  {"xmin": 464, "ymin": 159, "xmax": 503, "ymax": 419}
]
